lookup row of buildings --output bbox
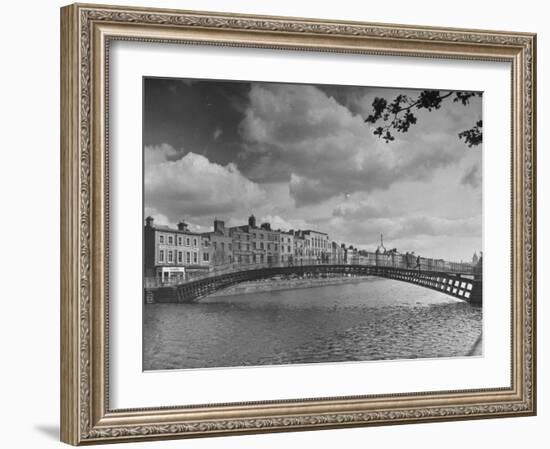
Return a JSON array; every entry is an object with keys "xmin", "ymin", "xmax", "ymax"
[
  {"xmin": 144, "ymin": 214, "xmax": 354, "ymax": 283},
  {"xmin": 144, "ymin": 214, "xmax": 480, "ymax": 283}
]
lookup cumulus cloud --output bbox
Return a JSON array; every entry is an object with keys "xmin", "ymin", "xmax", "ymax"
[
  {"xmin": 258, "ymin": 214, "xmax": 310, "ymax": 232},
  {"xmin": 332, "ymin": 200, "xmax": 393, "ymax": 220},
  {"xmin": 213, "ymin": 127, "xmax": 223, "ymax": 141},
  {"xmin": 320, "ymin": 85, "xmax": 482, "ymax": 137},
  {"xmin": 145, "ymin": 144, "xmax": 265, "ymax": 222},
  {"xmin": 317, "ymin": 84, "xmax": 375, "ymax": 117},
  {"xmin": 327, "ymin": 213, "xmax": 481, "ymax": 250},
  {"xmin": 289, "ymin": 174, "xmax": 336, "ymax": 207},
  {"xmin": 393, "ymin": 215, "xmax": 481, "ymax": 239},
  {"xmin": 239, "ymin": 84, "xmax": 466, "ymax": 206},
  {"xmin": 143, "ymin": 209, "xmax": 175, "ymax": 228},
  {"xmin": 143, "ymin": 78, "xmax": 482, "ymax": 261},
  {"xmin": 461, "ymin": 164, "xmax": 481, "ymax": 188}
]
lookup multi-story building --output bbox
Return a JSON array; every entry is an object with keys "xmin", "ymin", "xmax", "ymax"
[
  {"xmin": 357, "ymin": 249, "xmax": 376, "ymax": 265},
  {"xmin": 144, "ymin": 216, "xmax": 206, "ymax": 283},
  {"xmin": 331, "ymin": 241, "xmax": 345, "ymax": 264},
  {"xmin": 292, "ymin": 231, "xmax": 306, "ymax": 265},
  {"xmin": 259, "ymin": 222, "xmax": 281, "ymax": 265},
  {"xmin": 229, "ymin": 215, "xmax": 283, "ymax": 266},
  {"xmin": 301, "ymin": 230, "xmax": 330, "ymax": 263},
  {"xmin": 279, "ymin": 231, "xmax": 294, "ymax": 264},
  {"xmin": 145, "ymin": 212, "xmax": 358, "ymax": 280},
  {"xmin": 204, "ymin": 219, "xmax": 233, "ymax": 267},
  {"xmin": 342, "ymin": 245, "xmax": 358, "ymax": 264},
  {"xmin": 230, "ymin": 222, "xmax": 253, "ymax": 265},
  {"xmin": 229, "ymin": 214, "xmax": 258, "ymax": 265},
  {"xmin": 200, "ymin": 234, "xmax": 212, "ymax": 267}
]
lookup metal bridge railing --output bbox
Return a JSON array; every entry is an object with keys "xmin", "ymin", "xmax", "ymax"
[{"xmin": 145, "ymin": 253, "xmax": 478, "ymax": 289}]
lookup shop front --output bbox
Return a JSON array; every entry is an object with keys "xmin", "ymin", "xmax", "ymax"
[{"xmin": 156, "ymin": 266, "xmax": 186, "ymax": 284}]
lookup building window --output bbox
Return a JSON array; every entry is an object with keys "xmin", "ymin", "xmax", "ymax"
[
  {"xmin": 228, "ymin": 243, "xmax": 232, "ymax": 251},
  {"xmin": 203, "ymin": 253, "xmax": 209, "ymax": 262},
  {"xmin": 275, "ymin": 244, "xmax": 278, "ymax": 251},
  {"xmin": 213, "ymin": 241, "xmax": 217, "ymax": 250},
  {"xmin": 168, "ymin": 236, "xmax": 173, "ymax": 245},
  {"xmin": 193, "ymin": 252, "xmax": 197, "ymax": 263},
  {"xmin": 260, "ymin": 242, "xmax": 264, "ymax": 250},
  {"xmin": 267, "ymin": 243, "xmax": 271, "ymax": 250},
  {"xmin": 159, "ymin": 250, "xmax": 164, "ymax": 262},
  {"xmin": 168, "ymin": 251, "xmax": 173, "ymax": 262},
  {"xmin": 193, "ymin": 238, "xmax": 197, "ymax": 247},
  {"xmin": 186, "ymin": 252, "xmax": 190, "ymax": 264},
  {"xmin": 159, "ymin": 235, "xmax": 164, "ymax": 244},
  {"xmin": 186, "ymin": 237, "xmax": 190, "ymax": 246},
  {"xmin": 221, "ymin": 242, "xmax": 225, "ymax": 251},
  {"xmin": 178, "ymin": 251, "xmax": 182, "ymax": 263},
  {"xmin": 178, "ymin": 236, "xmax": 182, "ymax": 245}
]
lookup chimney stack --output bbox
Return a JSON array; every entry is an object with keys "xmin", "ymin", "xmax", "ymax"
[{"xmin": 214, "ymin": 219, "xmax": 225, "ymax": 234}]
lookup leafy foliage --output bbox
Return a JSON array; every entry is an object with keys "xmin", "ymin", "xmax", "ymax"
[
  {"xmin": 364, "ymin": 90, "xmax": 483, "ymax": 146},
  {"xmin": 458, "ymin": 120, "xmax": 483, "ymax": 147}
]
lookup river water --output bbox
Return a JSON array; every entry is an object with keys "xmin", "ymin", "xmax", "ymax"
[{"xmin": 143, "ymin": 277, "xmax": 482, "ymax": 371}]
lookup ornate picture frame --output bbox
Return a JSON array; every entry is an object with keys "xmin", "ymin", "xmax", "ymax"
[{"xmin": 60, "ymin": 3, "xmax": 536, "ymax": 445}]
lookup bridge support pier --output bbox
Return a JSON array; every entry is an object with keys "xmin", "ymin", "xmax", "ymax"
[{"xmin": 468, "ymin": 280, "xmax": 482, "ymax": 306}]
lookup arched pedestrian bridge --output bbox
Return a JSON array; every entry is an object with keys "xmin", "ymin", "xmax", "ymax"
[{"xmin": 146, "ymin": 257, "xmax": 482, "ymax": 306}]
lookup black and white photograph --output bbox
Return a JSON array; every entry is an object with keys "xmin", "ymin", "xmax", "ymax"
[
  {"xmin": 0, "ymin": 0, "xmax": 543, "ymax": 446},
  {"xmin": 142, "ymin": 77, "xmax": 483, "ymax": 371}
]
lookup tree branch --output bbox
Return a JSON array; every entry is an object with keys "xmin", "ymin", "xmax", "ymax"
[{"xmin": 364, "ymin": 90, "xmax": 482, "ymax": 145}]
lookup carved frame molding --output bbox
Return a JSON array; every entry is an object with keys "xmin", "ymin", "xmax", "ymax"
[{"xmin": 61, "ymin": 3, "xmax": 536, "ymax": 445}]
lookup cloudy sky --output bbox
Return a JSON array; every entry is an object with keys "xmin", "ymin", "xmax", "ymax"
[{"xmin": 144, "ymin": 77, "xmax": 482, "ymax": 262}]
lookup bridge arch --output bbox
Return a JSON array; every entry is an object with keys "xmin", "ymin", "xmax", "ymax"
[{"xmin": 147, "ymin": 264, "xmax": 481, "ymax": 306}]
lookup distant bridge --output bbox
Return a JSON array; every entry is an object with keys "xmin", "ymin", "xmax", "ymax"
[{"xmin": 145, "ymin": 257, "xmax": 482, "ymax": 306}]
